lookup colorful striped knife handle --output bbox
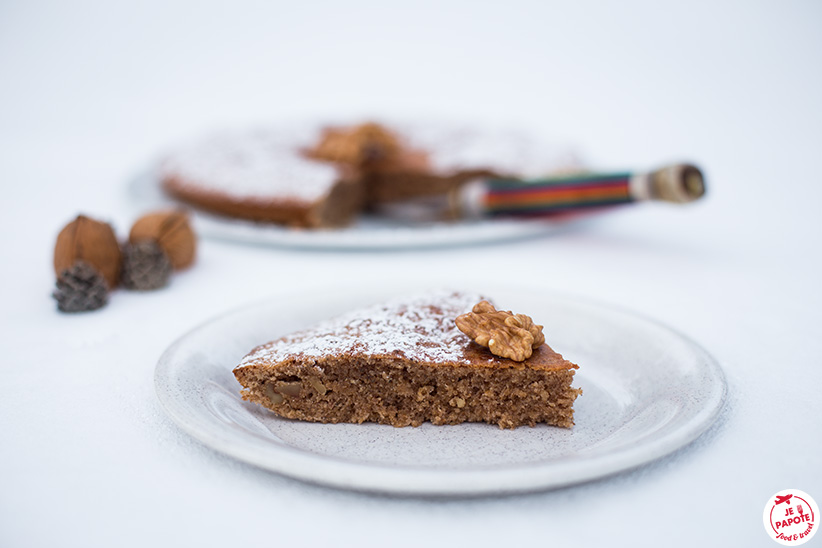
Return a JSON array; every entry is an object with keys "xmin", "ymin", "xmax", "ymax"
[{"xmin": 479, "ymin": 163, "xmax": 705, "ymax": 217}]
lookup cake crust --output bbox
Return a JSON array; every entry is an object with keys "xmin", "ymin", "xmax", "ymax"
[
  {"xmin": 160, "ymin": 130, "xmax": 364, "ymax": 228},
  {"xmin": 234, "ymin": 291, "xmax": 581, "ymax": 429}
]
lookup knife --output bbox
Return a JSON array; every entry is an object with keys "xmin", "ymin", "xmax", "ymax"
[{"xmin": 375, "ymin": 163, "xmax": 706, "ymax": 221}]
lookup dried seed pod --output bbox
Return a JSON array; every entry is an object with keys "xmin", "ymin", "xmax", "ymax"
[
  {"xmin": 53, "ymin": 261, "xmax": 110, "ymax": 313},
  {"xmin": 120, "ymin": 240, "xmax": 173, "ymax": 291},
  {"xmin": 54, "ymin": 215, "xmax": 122, "ymax": 288},
  {"xmin": 129, "ymin": 210, "xmax": 196, "ymax": 270}
]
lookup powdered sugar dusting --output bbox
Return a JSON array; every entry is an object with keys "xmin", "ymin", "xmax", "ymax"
[
  {"xmin": 238, "ymin": 291, "xmax": 489, "ymax": 368},
  {"xmin": 394, "ymin": 123, "xmax": 577, "ymax": 179},
  {"xmin": 160, "ymin": 129, "xmax": 339, "ymax": 202}
]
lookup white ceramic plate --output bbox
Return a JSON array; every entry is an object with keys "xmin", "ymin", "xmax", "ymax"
[
  {"xmin": 127, "ymin": 170, "xmax": 589, "ymax": 251},
  {"xmin": 154, "ymin": 285, "xmax": 726, "ymax": 496}
]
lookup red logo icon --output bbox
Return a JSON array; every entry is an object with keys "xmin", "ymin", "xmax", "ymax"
[{"xmin": 764, "ymin": 489, "xmax": 818, "ymax": 546}]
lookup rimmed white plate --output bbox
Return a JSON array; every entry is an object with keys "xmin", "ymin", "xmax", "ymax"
[{"xmin": 154, "ymin": 285, "xmax": 726, "ymax": 496}]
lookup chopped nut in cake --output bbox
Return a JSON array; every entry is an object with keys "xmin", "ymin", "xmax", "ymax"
[{"xmin": 233, "ymin": 291, "xmax": 581, "ymax": 429}]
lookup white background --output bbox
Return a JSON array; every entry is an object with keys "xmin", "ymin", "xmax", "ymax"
[{"xmin": 1, "ymin": 1, "xmax": 820, "ymax": 546}]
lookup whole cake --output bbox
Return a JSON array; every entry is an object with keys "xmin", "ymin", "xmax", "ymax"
[
  {"xmin": 233, "ymin": 291, "xmax": 581, "ymax": 429},
  {"xmin": 159, "ymin": 122, "xmax": 551, "ymax": 227},
  {"xmin": 160, "ymin": 130, "xmax": 363, "ymax": 228}
]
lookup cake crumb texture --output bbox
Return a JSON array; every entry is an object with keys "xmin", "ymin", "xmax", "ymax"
[{"xmin": 234, "ymin": 291, "xmax": 581, "ymax": 429}]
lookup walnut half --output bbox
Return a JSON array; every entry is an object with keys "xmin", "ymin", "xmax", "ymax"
[{"xmin": 455, "ymin": 301, "xmax": 545, "ymax": 361}]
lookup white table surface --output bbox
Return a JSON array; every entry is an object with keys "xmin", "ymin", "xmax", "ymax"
[{"xmin": 1, "ymin": 1, "xmax": 820, "ymax": 546}]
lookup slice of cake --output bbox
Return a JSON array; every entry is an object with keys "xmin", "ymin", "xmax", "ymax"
[
  {"xmin": 233, "ymin": 291, "xmax": 581, "ymax": 429},
  {"xmin": 160, "ymin": 130, "xmax": 364, "ymax": 228}
]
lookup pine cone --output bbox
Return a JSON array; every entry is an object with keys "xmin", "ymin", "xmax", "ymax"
[
  {"xmin": 53, "ymin": 261, "xmax": 110, "ymax": 312},
  {"xmin": 121, "ymin": 240, "xmax": 172, "ymax": 290}
]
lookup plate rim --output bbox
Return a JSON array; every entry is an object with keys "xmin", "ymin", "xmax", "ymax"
[{"xmin": 154, "ymin": 288, "xmax": 727, "ymax": 496}]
